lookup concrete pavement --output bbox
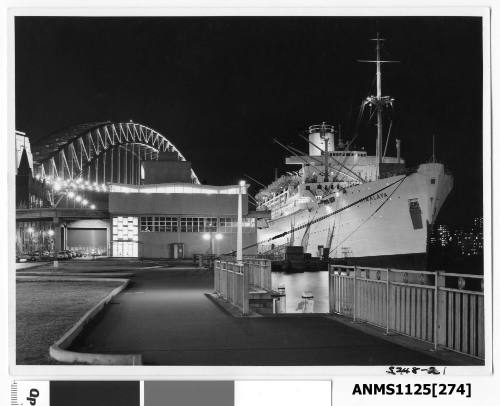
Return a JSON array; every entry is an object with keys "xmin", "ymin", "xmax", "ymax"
[{"xmin": 68, "ymin": 265, "xmax": 449, "ymax": 365}]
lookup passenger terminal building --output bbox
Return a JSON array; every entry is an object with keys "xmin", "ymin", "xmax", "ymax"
[
  {"xmin": 108, "ymin": 182, "xmax": 256, "ymax": 258},
  {"xmin": 15, "ymin": 122, "xmax": 257, "ymax": 258}
]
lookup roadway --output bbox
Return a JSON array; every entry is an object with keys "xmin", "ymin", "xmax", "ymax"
[{"xmin": 69, "ymin": 264, "xmax": 445, "ymax": 366}]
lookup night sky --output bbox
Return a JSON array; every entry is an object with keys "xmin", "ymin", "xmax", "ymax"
[{"xmin": 15, "ymin": 17, "xmax": 483, "ymax": 225}]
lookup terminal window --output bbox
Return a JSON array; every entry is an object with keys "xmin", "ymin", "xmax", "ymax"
[
  {"xmin": 140, "ymin": 216, "xmax": 178, "ymax": 232},
  {"xmin": 219, "ymin": 217, "xmax": 256, "ymax": 233},
  {"xmin": 180, "ymin": 217, "xmax": 217, "ymax": 232}
]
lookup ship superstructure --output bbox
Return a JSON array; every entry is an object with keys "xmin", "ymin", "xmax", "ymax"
[{"xmin": 255, "ymin": 35, "xmax": 453, "ymax": 269}]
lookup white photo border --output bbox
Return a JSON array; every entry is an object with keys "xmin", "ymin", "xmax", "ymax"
[{"xmin": 6, "ymin": 4, "xmax": 493, "ymax": 379}]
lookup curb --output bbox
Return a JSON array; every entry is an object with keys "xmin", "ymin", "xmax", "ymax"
[
  {"xmin": 17, "ymin": 272, "xmax": 135, "ymax": 278},
  {"xmin": 205, "ymin": 293, "xmax": 261, "ymax": 318},
  {"xmin": 35, "ymin": 277, "xmax": 144, "ymax": 365}
]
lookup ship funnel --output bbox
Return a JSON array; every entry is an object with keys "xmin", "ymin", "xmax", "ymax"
[
  {"xmin": 308, "ymin": 123, "xmax": 335, "ymax": 156},
  {"xmin": 396, "ymin": 139, "xmax": 401, "ymax": 163}
]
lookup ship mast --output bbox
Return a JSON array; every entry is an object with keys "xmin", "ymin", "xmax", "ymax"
[
  {"xmin": 359, "ymin": 33, "xmax": 397, "ymax": 175},
  {"xmin": 320, "ymin": 122, "xmax": 330, "ymax": 182}
]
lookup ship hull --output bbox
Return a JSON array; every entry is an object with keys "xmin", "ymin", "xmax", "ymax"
[
  {"xmin": 331, "ymin": 253, "xmax": 428, "ymax": 270},
  {"xmin": 257, "ymin": 163, "xmax": 453, "ymax": 270}
]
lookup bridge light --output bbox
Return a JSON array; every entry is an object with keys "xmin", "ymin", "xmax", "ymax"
[
  {"xmin": 84, "ymin": 180, "xmax": 89, "ymax": 186},
  {"xmin": 76, "ymin": 177, "xmax": 83, "ymax": 183},
  {"xmin": 90, "ymin": 204, "xmax": 96, "ymax": 210},
  {"xmin": 75, "ymin": 195, "xmax": 82, "ymax": 202},
  {"xmin": 101, "ymin": 184, "xmax": 107, "ymax": 191}
]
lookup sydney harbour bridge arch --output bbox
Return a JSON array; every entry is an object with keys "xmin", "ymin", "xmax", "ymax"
[{"xmin": 30, "ymin": 121, "xmax": 200, "ymax": 207}]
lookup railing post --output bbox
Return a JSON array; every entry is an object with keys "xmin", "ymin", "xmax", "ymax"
[
  {"xmin": 233, "ymin": 265, "xmax": 238, "ymax": 303},
  {"xmin": 226, "ymin": 262, "xmax": 230, "ymax": 301},
  {"xmin": 385, "ymin": 268, "xmax": 391, "ymax": 334},
  {"xmin": 242, "ymin": 263, "xmax": 249, "ymax": 315},
  {"xmin": 432, "ymin": 270, "xmax": 446, "ymax": 351},
  {"xmin": 352, "ymin": 266, "xmax": 357, "ymax": 321},
  {"xmin": 435, "ymin": 271, "xmax": 446, "ymax": 351},
  {"xmin": 214, "ymin": 260, "xmax": 218, "ymax": 293},
  {"xmin": 328, "ymin": 264, "xmax": 332, "ymax": 313}
]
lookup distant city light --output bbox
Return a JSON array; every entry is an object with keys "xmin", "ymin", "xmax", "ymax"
[
  {"xmin": 90, "ymin": 204, "xmax": 96, "ymax": 210},
  {"xmin": 27, "ymin": 227, "xmax": 34, "ymax": 233},
  {"xmin": 67, "ymin": 191, "xmax": 75, "ymax": 198},
  {"xmin": 53, "ymin": 183, "xmax": 61, "ymax": 191},
  {"xmin": 47, "ymin": 229, "xmax": 54, "ymax": 236},
  {"xmin": 202, "ymin": 233, "xmax": 211, "ymax": 240},
  {"xmin": 75, "ymin": 195, "xmax": 82, "ymax": 202},
  {"xmin": 82, "ymin": 199, "xmax": 88, "ymax": 205},
  {"xmin": 215, "ymin": 233, "xmax": 223, "ymax": 240},
  {"xmin": 239, "ymin": 180, "xmax": 246, "ymax": 187}
]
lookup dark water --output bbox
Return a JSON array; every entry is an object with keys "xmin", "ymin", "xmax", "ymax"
[{"xmin": 272, "ymin": 271, "xmax": 329, "ymax": 313}]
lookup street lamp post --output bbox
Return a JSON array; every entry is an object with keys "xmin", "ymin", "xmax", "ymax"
[
  {"xmin": 47, "ymin": 229, "xmax": 55, "ymax": 252},
  {"xmin": 27, "ymin": 227, "xmax": 34, "ymax": 252},
  {"xmin": 204, "ymin": 232, "xmax": 223, "ymax": 256},
  {"xmin": 237, "ymin": 180, "xmax": 245, "ymax": 264},
  {"xmin": 215, "ymin": 233, "xmax": 223, "ymax": 256},
  {"xmin": 203, "ymin": 232, "xmax": 213, "ymax": 255}
]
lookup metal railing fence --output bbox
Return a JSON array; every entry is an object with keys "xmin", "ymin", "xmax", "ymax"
[
  {"xmin": 214, "ymin": 261, "xmax": 249, "ymax": 315},
  {"xmin": 329, "ymin": 265, "xmax": 484, "ymax": 359},
  {"xmin": 244, "ymin": 258, "xmax": 272, "ymax": 290},
  {"xmin": 213, "ymin": 258, "xmax": 272, "ymax": 315}
]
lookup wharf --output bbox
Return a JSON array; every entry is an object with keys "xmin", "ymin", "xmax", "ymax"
[{"xmin": 68, "ymin": 262, "xmax": 457, "ymax": 366}]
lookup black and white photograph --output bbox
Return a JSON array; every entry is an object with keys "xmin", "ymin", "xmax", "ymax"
[{"xmin": 11, "ymin": 12, "xmax": 490, "ymax": 371}]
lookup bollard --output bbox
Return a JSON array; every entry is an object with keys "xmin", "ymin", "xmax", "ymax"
[
  {"xmin": 277, "ymin": 284, "xmax": 286, "ymax": 313},
  {"xmin": 301, "ymin": 292, "xmax": 314, "ymax": 313},
  {"xmin": 53, "ymin": 260, "xmax": 59, "ymax": 269}
]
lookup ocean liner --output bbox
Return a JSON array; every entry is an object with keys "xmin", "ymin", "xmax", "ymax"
[{"xmin": 255, "ymin": 35, "xmax": 453, "ymax": 270}]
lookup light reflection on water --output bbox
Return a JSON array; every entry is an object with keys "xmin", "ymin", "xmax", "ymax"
[{"xmin": 272, "ymin": 271, "xmax": 329, "ymax": 313}]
